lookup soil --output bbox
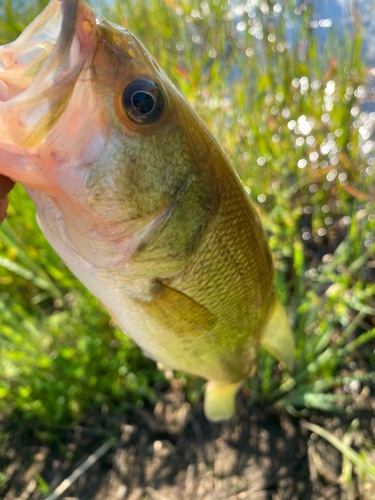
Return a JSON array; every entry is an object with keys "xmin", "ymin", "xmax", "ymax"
[{"xmin": 2, "ymin": 385, "xmax": 375, "ymax": 500}]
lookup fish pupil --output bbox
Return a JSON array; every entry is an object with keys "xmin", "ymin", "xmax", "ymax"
[
  {"xmin": 131, "ymin": 91, "xmax": 154, "ymax": 114},
  {"xmin": 122, "ymin": 78, "xmax": 165, "ymax": 125}
]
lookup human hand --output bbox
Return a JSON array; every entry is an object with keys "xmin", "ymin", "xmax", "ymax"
[{"xmin": 0, "ymin": 175, "xmax": 15, "ymax": 224}]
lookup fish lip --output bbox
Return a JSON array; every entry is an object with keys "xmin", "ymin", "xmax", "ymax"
[{"xmin": 0, "ymin": 0, "xmax": 97, "ymax": 148}]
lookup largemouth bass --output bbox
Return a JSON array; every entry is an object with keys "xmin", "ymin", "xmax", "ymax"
[{"xmin": 0, "ymin": 0, "xmax": 294, "ymax": 421}]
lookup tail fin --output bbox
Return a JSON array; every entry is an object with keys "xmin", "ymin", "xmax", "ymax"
[
  {"xmin": 204, "ymin": 380, "xmax": 243, "ymax": 422},
  {"xmin": 204, "ymin": 298, "xmax": 293, "ymax": 422}
]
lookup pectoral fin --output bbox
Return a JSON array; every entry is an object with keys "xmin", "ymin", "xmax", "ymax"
[
  {"xmin": 260, "ymin": 298, "xmax": 294, "ymax": 371},
  {"xmin": 135, "ymin": 282, "xmax": 216, "ymax": 337}
]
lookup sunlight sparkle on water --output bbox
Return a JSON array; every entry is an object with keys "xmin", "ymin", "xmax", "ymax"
[{"xmin": 296, "ymin": 115, "xmax": 313, "ymax": 135}]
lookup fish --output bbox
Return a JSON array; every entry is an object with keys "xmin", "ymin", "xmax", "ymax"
[{"xmin": 0, "ymin": 0, "xmax": 294, "ymax": 422}]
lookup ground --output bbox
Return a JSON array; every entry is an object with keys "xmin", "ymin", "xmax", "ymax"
[{"xmin": 2, "ymin": 384, "xmax": 375, "ymax": 500}]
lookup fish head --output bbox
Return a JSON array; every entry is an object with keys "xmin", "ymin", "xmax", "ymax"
[{"xmin": 0, "ymin": 0, "xmax": 216, "ymax": 269}]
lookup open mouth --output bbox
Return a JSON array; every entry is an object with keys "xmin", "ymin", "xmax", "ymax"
[{"xmin": 0, "ymin": 0, "xmax": 97, "ymax": 148}]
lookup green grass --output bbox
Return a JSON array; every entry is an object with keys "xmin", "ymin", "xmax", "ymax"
[{"xmin": 1, "ymin": 0, "xmax": 375, "ymax": 489}]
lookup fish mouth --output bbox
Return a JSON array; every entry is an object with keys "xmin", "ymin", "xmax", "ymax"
[{"xmin": 0, "ymin": 0, "xmax": 97, "ymax": 148}]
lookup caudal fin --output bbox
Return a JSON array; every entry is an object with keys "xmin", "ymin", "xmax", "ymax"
[
  {"xmin": 204, "ymin": 380, "xmax": 243, "ymax": 422},
  {"xmin": 204, "ymin": 298, "xmax": 293, "ymax": 422}
]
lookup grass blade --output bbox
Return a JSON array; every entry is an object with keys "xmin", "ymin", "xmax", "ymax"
[{"xmin": 301, "ymin": 421, "xmax": 375, "ymax": 481}]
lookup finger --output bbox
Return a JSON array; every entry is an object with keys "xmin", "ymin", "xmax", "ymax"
[
  {"xmin": 0, "ymin": 174, "xmax": 15, "ymax": 198},
  {"xmin": 0, "ymin": 196, "xmax": 9, "ymax": 224},
  {"xmin": 0, "ymin": 175, "xmax": 15, "ymax": 224}
]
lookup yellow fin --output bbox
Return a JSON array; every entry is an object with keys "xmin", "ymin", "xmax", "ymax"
[
  {"xmin": 204, "ymin": 380, "xmax": 243, "ymax": 422},
  {"xmin": 156, "ymin": 362, "xmax": 171, "ymax": 371},
  {"xmin": 260, "ymin": 298, "xmax": 294, "ymax": 371},
  {"xmin": 135, "ymin": 282, "xmax": 216, "ymax": 336}
]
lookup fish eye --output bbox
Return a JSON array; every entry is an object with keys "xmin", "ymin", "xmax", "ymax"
[{"xmin": 122, "ymin": 78, "xmax": 165, "ymax": 125}]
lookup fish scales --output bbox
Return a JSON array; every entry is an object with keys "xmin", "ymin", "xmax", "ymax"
[{"xmin": 0, "ymin": 0, "xmax": 294, "ymax": 421}]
